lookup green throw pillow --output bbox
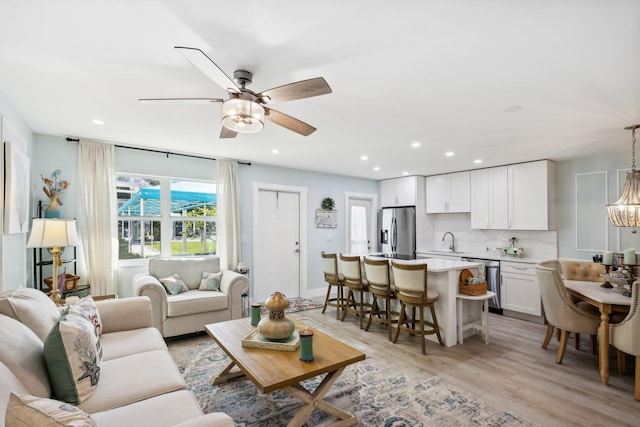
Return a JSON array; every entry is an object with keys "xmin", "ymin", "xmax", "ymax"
[
  {"xmin": 199, "ymin": 271, "xmax": 223, "ymax": 291},
  {"xmin": 159, "ymin": 273, "xmax": 189, "ymax": 295},
  {"xmin": 43, "ymin": 313, "xmax": 103, "ymax": 404}
]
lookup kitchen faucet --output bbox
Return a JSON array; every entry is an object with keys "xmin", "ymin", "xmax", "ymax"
[{"xmin": 442, "ymin": 232, "xmax": 455, "ymax": 252}]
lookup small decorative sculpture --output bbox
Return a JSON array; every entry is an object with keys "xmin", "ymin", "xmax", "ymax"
[{"xmin": 257, "ymin": 292, "xmax": 295, "ymax": 341}]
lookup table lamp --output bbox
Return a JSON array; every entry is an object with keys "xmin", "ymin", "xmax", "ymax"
[{"xmin": 27, "ymin": 218, "xmax": 81, "ymax": 298}]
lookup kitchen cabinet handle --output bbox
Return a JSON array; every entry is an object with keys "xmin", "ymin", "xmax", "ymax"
[{"xmin": 510, "ymin": 265, "xmax": 528, "ymax": 270}]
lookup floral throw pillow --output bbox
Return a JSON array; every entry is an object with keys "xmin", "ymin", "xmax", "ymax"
[
  {"xmin": 159, "ymin": 273, "xmax": 189, "ymax": 295},
  {"xmin": 67, "ymin": 295, "xmax": 102, "ymax": 336},
  {"xmin": 43, "ymin": 314, "xmax": 103, "ymax": 404},
  {"xmin": 5, "ymin": 392, "xmax": 97, "ymax": 427},
  {"xmin": 199, "ymin": 271, "xmax": 223, "ymax": 291}
]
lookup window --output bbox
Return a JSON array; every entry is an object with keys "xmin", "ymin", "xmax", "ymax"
[{"xmin": 117, "ymin": 175, "xmax": 216, "ymax": 259}]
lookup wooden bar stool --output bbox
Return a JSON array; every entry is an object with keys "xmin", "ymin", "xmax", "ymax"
[
  {"xmin": 320, "ymin": 252, "xmax": 344, "ymax": 319},
  {"xmin": 363, "ymin": 257, "xmax": 399, "ymax": 340},
  {"xmin": 339, "ymin": 254, "xmax": 372, "ymax": 329}
]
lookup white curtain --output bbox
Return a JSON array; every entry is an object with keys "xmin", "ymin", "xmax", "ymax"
[
  {"xmin": 216, "ymin": 160, "xmax": 242, "ymax": 270},
  {"xmin": 78, "ymin": 140, "xmax": 117, "ymax": 296},
  {"xmin": 350, "ymin": 205, "xmax": 369, "ymax": 254}
]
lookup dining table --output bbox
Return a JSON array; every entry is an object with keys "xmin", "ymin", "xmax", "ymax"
[{"xmin": 564, "ymin": 279, "xmax": 631, "ymax": 385}]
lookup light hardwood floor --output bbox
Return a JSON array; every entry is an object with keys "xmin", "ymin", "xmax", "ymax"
[{"xmin": 301, "ymin": 305, "xmax": 639, "ymax": 426}]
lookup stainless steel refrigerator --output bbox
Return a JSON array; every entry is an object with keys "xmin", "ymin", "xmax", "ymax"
[{"xmin": 378, "ymin": 206, "xmax": 416, "ymax": 259}]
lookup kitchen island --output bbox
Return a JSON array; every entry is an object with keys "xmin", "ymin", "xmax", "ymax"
[{"xmin": 366, "ymin": 255, "xmax": 484, "ymax": 347}]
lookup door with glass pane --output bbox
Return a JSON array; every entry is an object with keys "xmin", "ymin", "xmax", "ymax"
[
  {"xmin": 254, "ymin": 190, "xmax": 300, "ymax": 302},
  {"xmin": 347, "ymin": 198, "xmax": 372, "ymax": 255}
]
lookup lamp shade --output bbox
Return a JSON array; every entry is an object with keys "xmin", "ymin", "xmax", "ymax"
[
  {"xmin": 221, "ymin": 98, "xmax": 264, "ymax": 133},
  {"xmin": 26, "ymin": 218, "xmax": 81, "ymax": 248}
]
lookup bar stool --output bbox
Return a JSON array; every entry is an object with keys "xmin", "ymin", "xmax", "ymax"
[
  {"xmin": 339, "ymin": 254, "xmax": 372, "ymax": 329},
  {"xmin": 456, "ymin": 291, "xmax": 496, "ymax": 344},
  {"xmin": 391, "ymin": 261, "xmax": 443, "ymax": 354},
  {"xmin": 363, "ymin": 257, "xmax": 399, "ymax": 340},
  {"xmin": 320, "ymin": 252, "xmax": 344, "ymax": 319}
]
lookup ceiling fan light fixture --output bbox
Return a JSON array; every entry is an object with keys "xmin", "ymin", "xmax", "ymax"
[
  {"xmin": 221, "ymin": 98, "xmax": 264, "ymax": 133},
  {"xmin": 607, "ymin": 124, "xmax": 640, "ymax": 232}
]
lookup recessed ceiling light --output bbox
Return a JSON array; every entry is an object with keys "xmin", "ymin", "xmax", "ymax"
[
  {"xmin": 504, "ymin": 106, "xmax": 522, "ymax": 113},
  {"xmin": 474, "ymin": 159, "xmax": 482, "ymax": 164},
  {"xmin": 402, "ymin": 171, "xmax": 409, "ymax": 176},
  {"xmin": 361, "ymin": 155, "xmax": 368, "ymax": 161},
  {"xmin": 92, "ymin": 119, "xmax": 104, "ymax": 125},
  {"xmin": 411, "ymin": 142, "xmax": 421, "ymax": 148},
  {"xmin": 373, "ymin": 166, "xmax": 380, "ymax": 171},
  {"xmin": 272, "ymin": 149, "xmax": 279, "ymax": 154},
  {"xmin": 445, "ymin": 151, "xmax": 454, "ymax": 157}
]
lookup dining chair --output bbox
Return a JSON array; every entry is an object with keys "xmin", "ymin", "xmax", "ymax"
[
  {"xmin": 535, "ymin": 264, "xmax": 600, "ymax": 364},
  {"xmin": 609, "ymin": 282, "xmax": 640, "ymax": 401},
  {"xmin": 390, "ymin": 261, "xmax": 443, "ymax": 354},
  {"xmin": 339, "ymin": 254, "xmax": 372, "ymax": 329},
  {"xmin": 363, "ymin": 257, "xmax": 399, "ymax": 340},
  {"xmin": 320, "ymin": 252, "xmax": 344, "ymax": 319}
]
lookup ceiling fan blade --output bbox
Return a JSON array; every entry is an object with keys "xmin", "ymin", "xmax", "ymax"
[
  {"xmin": 257, "ymin": 77, "xmax": 332, "ymax": 104},
  {"xmin": 174, "ymin": 46, "xmax": 241, "ymax": 94},
  {"xmin": 220, "ymin": 126, "xmax": 238, "ymax": 139},
  {"xmin": 138, "ymin": 98, "xmax": 224, "ymax": 106},
  {"xmin": 264, "ymin": 107, "xmax": 316, "ymax": 136}
]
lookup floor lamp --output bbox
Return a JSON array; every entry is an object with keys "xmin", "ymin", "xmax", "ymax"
[{"xmin": 27, "ymin": 218, "xmax": 81, "ymax": 301}]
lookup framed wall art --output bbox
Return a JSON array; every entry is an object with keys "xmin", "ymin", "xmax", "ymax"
[{"xmin": 4, "ymin": 136, "xmax": 30, "ymax": 234}]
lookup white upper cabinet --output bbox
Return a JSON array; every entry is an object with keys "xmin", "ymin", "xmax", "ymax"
[
  {"xmin": 470, "ymin": 160, "xmax": 555, "ymax": 230},
  {"xmin": 425, "ymin": 171, "xmax": 470, "ymax": 213},
  {"xmin": 470, "ymin": 166, "xmax": 508, "ymax": 229},
  {"xmin": 508, "ymin": 160, "xmax": 555, "ymax": 230},
  {"xmin": 380, "ymin": 176, "xmax": 418, "ymax": 207}
]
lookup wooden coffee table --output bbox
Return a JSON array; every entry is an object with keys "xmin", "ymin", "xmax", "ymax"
[{"xmin": 205, "ymin": 317, "xmax": 366, "ymax": 426}]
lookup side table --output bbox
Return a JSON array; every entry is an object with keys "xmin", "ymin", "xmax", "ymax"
[
  {"xmin": 233, "ymin": 268, "xmax": 250, "ymax": 317},
  {"xmin": 456, "ymin": 291, "xmax": 496, "ymax": 344}
]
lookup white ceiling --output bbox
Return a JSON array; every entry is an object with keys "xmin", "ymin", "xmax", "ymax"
[{"xmin": 0, "ymin": 0, "xmax": 638, "ymax": 180}]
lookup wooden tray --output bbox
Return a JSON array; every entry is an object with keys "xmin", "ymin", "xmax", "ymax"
[{"xmin": 242, "ymin": 325, "xmax": 307, "ymax": 351}]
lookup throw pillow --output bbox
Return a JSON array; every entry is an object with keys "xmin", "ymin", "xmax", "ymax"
[
  {"xmin": 199, "ymin": 271, "xmax": 223, "ymax": 291},
  {"xmin": 67, "ymin": 295, "xmax": 102, "ymax": 336},
  {"xmin": 5, "ymin": 392, "xmax": 96, "ymax": 427},
  {"xmin": 43, "ymin": 314, "xmax": 103, "ymax": 404},
  {"xmin": 159, "ymin": 273, "xmax": 189, "ymax": 295}
]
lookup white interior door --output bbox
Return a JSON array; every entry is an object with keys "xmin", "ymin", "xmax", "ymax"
[
  {"xmin": 346, "ymin": 197, "xmax": 374, "ymax": 255},
  {"xmin": 254, "ymin": 190, "xmax": 300, "ymax": 302}
]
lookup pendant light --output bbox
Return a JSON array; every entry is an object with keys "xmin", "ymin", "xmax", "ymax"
[{"xmin": 606, "ymin": 124, "xmax": 640, "ymax": 233}]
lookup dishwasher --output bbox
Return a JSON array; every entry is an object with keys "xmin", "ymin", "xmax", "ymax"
[{"xmin": 461, "ymin": 257, "xmax": 502, "ymax": 314}]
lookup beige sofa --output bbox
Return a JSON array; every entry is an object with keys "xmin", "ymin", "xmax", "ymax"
[
  {"xmin": 132, "ymin": 256, "xmax": 249, "ymax": 338},
  {"xmin": 0, "ymin": 287, "xmax": 234, "ymax": 427}
]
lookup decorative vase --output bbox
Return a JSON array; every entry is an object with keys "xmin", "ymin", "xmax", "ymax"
[
  {"xmin": 257, "ymin": 292, "xmax": 295, "ymax": 340},
  {"xmin": 44, "ymin": 196, "xmax": 62, "ymax": 218}
]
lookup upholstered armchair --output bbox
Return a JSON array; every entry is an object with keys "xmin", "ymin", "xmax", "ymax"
[
  {"xmin": 534, "ymin": 264, "xmax": 600, "ymax": 364},
  {"xmin": 132, "ymin": 256, "xmax": 248, "ymax": 337},
  {"xmin": 609, "ymin": 282, "xmax": 640, "ymax": 401}
]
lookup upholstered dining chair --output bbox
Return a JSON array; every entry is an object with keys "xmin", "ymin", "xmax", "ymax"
[
  {"xmin": 390, "ymin": 261, "xmax": 443, "ymax": 354},
  {"xmin": 609, "ymin": 282, "xmax": 640, "ymax": 401},
  {"xmin": 535, "ymin": 264, "xmax": 600, "ymax": 364},
  {"xmin": 339, "ymin": 254, "xmax": 372, "ymax": 329},
  {"xmin": 363, "ymin": 257, "xmax": 399, "ymax": 340},
  {"xmin": 320, "ymin": 252, "xmax": 344, "ymax": 319}
]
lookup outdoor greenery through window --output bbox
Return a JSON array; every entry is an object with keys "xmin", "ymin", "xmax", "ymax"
[{"xmin": 117, "ymin": 175, "xmax": 216, "ymax": 259}]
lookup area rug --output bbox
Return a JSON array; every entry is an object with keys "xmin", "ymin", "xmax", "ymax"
[
  {"xmin": 168, "ymin": 317, "xmax": 537, "ymax": 427},
  {"xmin": 259, "ymin": 297, "xmax": 323, "ymax": 314}
]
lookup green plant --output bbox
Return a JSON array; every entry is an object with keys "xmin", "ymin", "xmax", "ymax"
[{"xmin": 321, "ymin": 197, "xmax": 335, "ymax": 210}]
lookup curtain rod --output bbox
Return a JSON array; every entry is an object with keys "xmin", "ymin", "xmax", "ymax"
[{"xmin": 65, "ymin": 137, "xmax": 251, "ymax": 166}]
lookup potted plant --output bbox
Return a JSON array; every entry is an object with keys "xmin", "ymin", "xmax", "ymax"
[{"xmin": 321, "ymin": 197, "xmax": 335, "ymax": 211}]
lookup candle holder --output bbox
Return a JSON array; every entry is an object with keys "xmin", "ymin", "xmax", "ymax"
[
  {"xmin": 250, "ymin": 303, "xmax": 262, "ymax": 326},
  {"xmin": 299, "ymin": 329, "xmax": 314, "ymax": 362},
  {"xmin": 600, "ymin": 264, "xmax": 613, "ymax": 288}
]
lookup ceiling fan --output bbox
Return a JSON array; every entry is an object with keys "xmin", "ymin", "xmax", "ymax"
[{"xmin": 139, "ymin": 46, "xmax": 332, "ymax": 138}]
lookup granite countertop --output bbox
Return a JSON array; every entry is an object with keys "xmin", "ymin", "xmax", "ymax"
[
  {"xmin": 416, "ymin": 250, "xmax": 548, "ymax": 265},
  {"xmin": 366, "ymin": 255, "xmax": 483, "ymax": 272}
]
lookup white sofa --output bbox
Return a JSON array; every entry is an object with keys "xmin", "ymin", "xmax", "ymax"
[
  {"xmin": 0, "ymin": 287, "xmax": 234, "ymax": 427},
  {"xmin": 132, "ymin": 256, "xmax": 249, "ymax": 338}
]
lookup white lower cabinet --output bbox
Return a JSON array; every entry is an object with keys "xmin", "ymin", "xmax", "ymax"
[{"xmin": 500, "ymin": 261, "xmax": 541, "ymax": 316}]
